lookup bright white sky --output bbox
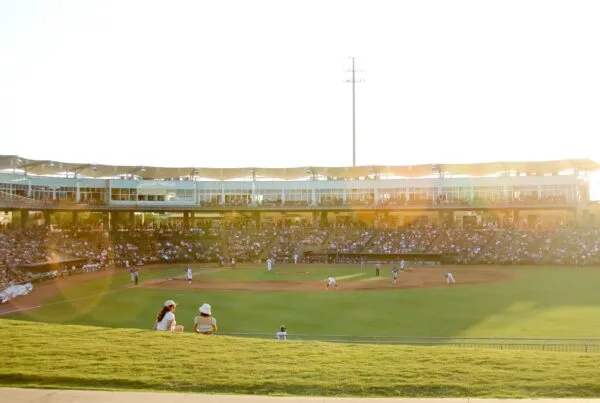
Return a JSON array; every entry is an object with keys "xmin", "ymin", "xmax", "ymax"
[{"xmin": 1, "ymin": 1, "xmax": 600, "ymax": 183}]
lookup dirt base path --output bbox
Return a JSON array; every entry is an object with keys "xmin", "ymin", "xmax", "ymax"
[{"xmin": 143, "ymin": 267, "xmax": 512, "ymax": 292}]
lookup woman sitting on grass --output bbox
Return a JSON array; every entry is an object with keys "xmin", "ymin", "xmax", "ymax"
[
  {"xmin": 193, "ymin": 303, "xmax": 217, "ymax": 335},
  {"xmin": 153, "ymin": 300, "xmax": 184, "ymax": 332}
]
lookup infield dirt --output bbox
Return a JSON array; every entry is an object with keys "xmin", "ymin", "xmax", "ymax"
[{"xmin": 142, "ymin": 266, "xmax": 511, "ymax": 292}]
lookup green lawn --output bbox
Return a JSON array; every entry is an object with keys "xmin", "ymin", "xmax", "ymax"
[
  {"xmin": 2, "ymin": 319, "xmax": 600, "ymax": 397},
  {"xmin": 6, "ymin": 264, "xmax": 600, "ymax": 338}
]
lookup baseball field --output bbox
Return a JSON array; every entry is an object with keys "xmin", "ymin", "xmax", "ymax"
[
  {"xmin": 3, "ymin": 263, "xmax": 600, "ymax": 397},
  {"xmin": 3, "ymin": 263, "xmax": 600, "ymax": 337}
]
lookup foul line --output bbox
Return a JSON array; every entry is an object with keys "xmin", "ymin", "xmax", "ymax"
[{"xmin": 0, "ymin": 284, "xmax": 136, "ymax": 317}]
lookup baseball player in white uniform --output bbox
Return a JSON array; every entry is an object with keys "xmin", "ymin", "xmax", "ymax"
[
  {"xmin": 185, "ymin": 265, "xmax": 193, "ymax": 283},
  {"xmin": 400, "ymin": 260, "xmax": 406, "ymax": 271},
  {"xmin": 267, "ymin": 258, "xmax": 273, "ymax": 272},
  {"xmin": 445, "ymin": 272, "xmax": 456, "ymax": 284},
  {"xmin": 293, "ymin": 253, "xmax": 299, "ymax": 265},
  {"xmin": 392, "ymin": 266, "xmax": 399, "ymax": 285},
  {"xmin": 326, "ymin": 276, "xmax": 338, "ymax": 289}
]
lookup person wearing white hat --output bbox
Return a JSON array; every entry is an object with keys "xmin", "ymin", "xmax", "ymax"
[
  {"xmin": 193, "ymin": 303, "xmax": 217, "ymax": 335},
  {"xmin": 153, "ymin": 300, "xmax": 184, "ymax": 332}
]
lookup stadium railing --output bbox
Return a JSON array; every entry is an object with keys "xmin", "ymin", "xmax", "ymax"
[{"xmin": 216, "ymin": 332, "xmax": 600, "ymax": 353}]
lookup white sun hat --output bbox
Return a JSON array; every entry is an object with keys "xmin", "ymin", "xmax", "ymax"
[
  {"xmin": 164, "ymin": 299, "xmax": 177, "ymax": 307},
  {"xmin": 199, "ymin": 303, "xmax": 212, "ymax": 315}
]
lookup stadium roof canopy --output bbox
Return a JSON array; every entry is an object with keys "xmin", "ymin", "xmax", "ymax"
[{"xmin": 0, "ymin": 155, "xmax": 598, "ymax": 180}]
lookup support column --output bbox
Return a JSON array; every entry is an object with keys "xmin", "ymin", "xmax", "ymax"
[
  {"xmin": 281, "ymin": 189, "xmax": 285, "ymax": 206},
  {"xmin": 101, "ymin": 212, "xmax": 111, "ymax": 231},
  {"xmin": 43, "ymin": 211, "xmax": 51, "ymax": 227},
  {"xmin": 20, "ymin": 209, "xmax": 29, "ymax": 229},
  {"xmin": 253, "ymin": 211, "xmax": 261, "ymax": 229},
  {"xmin": 320, "ymin": 211, "xmax": 328, "ymax": 228},
  {"xmin": 312, "ymin": 211, "xmax": 319, "ymax": 228},
  {"xmin": 374, "ymin": 187, "xmax": 379, "ymax": 206},
  {"xmin": 76, "ymin": 181, "xmax": 81, "ymax": 202},
  {"xmin": 128, "ymin": 211, "xmax": 135, "ymax": 228},
  {"xmin": 342, "ymin": 189, "xmax": 347, "ymax": 205},
  {"xmin": 311, "ymin": 189, "xmax": 317, "ymax": 206},
  {"xmin": 72, "ymin": 211, "xmax": 79, "ymax": 230},
  {"xmin": 190, "ymin": 212, "xmax": 195, "ymax": 228},
  {"xmin": 513, "ymin": 209, "xmax": 520, "ymax": 227},
  {"xmin": 183, "ymin": 212, "xmax": 190, "ymax": 230},
  {"xmin": 438, "ymin": 211, "xmax": 445, "ymax": 228}
]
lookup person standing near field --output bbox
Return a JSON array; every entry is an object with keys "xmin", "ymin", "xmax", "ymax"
[
  {"xmin": 185, "ymin": 265, "xmax": 192, "ymax": 284},
  {"xmin": 375, "ymin": 262, "xmax": 380, "ymax": 277},
  {"xmin": 391, "ymin": 266, "xmax": 399, "ymax": 285},
  {"xmin": 133, "ymin": 268, "xmax": 139, "ymax": 286},
  {"xmin": 267, "ymin": 258, "xmax": 273, "ymax": 272}
]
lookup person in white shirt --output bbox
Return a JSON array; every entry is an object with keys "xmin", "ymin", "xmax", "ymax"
[
  {"xmin": 267, "ymin": 258, "xmax": 273, "ymax": 272},
  {"xmin": 275, "ymin": 325, "xmax": 287, "ymax": 340},
  {"xmin": 153, "ymin": 300, "xmax": 184, "ymax": 332},
  {"xmin": 293, "ymin": 253, "xmax": 298, "ymax": 265},
  {"xmin": 185, "ymin": 265, "xmax": 193, "ymax": 284},
  {"xmin": 445, "ymin": 272, "xmax": 456, "ymax": 284},
  {"xmin": 193, "ymin": 303, "xmax": 217, "ymax": 335},
  {"xmin": 326, "ymin": 276, "xmax": 337, "ymax": 289}
]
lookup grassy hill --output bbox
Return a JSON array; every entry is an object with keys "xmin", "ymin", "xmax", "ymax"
[{"xmin": 2, "ymin": 319, "xmax": 600, "ymax": 397}]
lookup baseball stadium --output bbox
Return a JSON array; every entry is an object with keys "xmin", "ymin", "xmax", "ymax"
[{"xmin": 3, "ymin": 155, "xmax": 600, "ymax": 397}]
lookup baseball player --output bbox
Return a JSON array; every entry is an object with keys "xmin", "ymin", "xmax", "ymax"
[
  {"xmin": 267, "ymin": 258, "xmax": 273, "ymax": 272},
  {"xmin": 185, "ymin": 265, "xmax": 193, "ymax": 284},
  {"xmin": 293, "ymin": 253, "xmax": 299, "ymax": 265},
  {"xmin": 375, "ymin": 262, "xmax": 380, "ymax": 277},
  {"xmin": 400, "ymin": 260, "xmax": 406, "ymax": 271},
  {"xmin": 326, "ymin": 276, "xmax": 338, "ymax": 289},
  {"xmin": 445, "ymin": 272, "xmax": 456, "ymax": 284},
  {"xmin": 391, "ymin": 266, "xmax": 399, "ymax": 285}
]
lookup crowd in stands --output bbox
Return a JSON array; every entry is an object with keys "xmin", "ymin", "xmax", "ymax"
[
  {"xmin": 3, "ymin": 224, "xmax": 600, "ymax": 290},
  {"xmin": 365, "ymin": 227, "xmax": 439, "ymax": 254}
]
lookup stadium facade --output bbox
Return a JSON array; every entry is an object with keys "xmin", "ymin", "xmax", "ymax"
[{"xmin": 1, "ymin": 155, "xmax": 598, "ymax": 229}]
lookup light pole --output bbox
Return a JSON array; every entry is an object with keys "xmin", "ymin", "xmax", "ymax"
[{"xmin": 344, "ymin": 57, "xmax": 364, "ymax": 167}]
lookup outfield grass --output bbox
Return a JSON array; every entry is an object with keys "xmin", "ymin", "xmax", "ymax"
[
  {"xmin": 2, "ymin": 319, "xmax": 600, "ymax": 397},
  {"xmin": 6, "ymin": 264, "xmax": 600, "ymax": 338}
]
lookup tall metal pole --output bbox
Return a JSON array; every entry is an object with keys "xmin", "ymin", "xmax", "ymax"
[
  {"xmin": 345, "ymin": 57, "xmax": 363, "ymax": 167},
  {"xmin": 352, "ymin": 57, "xmax": 356, "ymax": 167}
]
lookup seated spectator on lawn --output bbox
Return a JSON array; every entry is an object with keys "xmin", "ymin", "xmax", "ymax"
[
  {"xmin": 193, "ymin": 303, "xmax": 217, "ymax": 335},
  {"xmin": 153, "ymin": 299, "xmax": 184, "ymax": 332}
]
